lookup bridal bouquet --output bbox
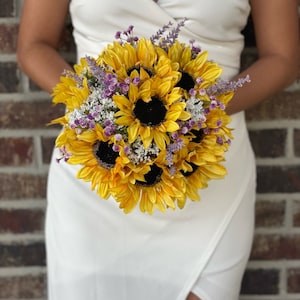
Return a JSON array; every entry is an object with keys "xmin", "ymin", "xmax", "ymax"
[{"xmin": 51, "ymin": 20, "xmax": 250, "ymax": 214}]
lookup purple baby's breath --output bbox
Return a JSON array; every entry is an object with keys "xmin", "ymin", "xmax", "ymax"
[
  {"xmin": 171, "ymin": 132, "xmax": 179, "ymax": 139},
  {"xmin": 56, "ymin": 146, "xmax": 71, "ymax": 163},
  {"xmin": 216, "ymin": 136, "xmax": 224, "ymax": 145},
  {"xmin": 104, "ymin": 120, "xmax": 112, "ymax": 126},
  {"xmin": 188, "ymin": 119, "xmax": 196, "ymax": 128},
  {"xmin": 115, "ymin": 31, "xmax": 121, "ymax": 39},
  {"xmin": 217, "ymin": 102, "xmax": 225, "ymax": 110},
  {"xmin": 124, "ymin": 145, "xmax": 130, "ymax": 154},
  {"xmin": 199, "ymin": 88, "xmax": 206, "ymax": 96},
  {"xmin": 119, "ymin": 82, "xmax": 130, "ymax": 94},
  {"xmin": 104, "ymin": 124, "xmax": 116, "ymax": 137},
  {"xmin": 115, "ymin": 25, "xmax": 139, "ymax": 45},
  {"xmin": 210, "ymin": 100, "xmax": 217, "ymax": 109},
  {"xmin": 196, "ymin": 77, "xmax": 203, "ymax": 84},
  {"xmin": 189, "ymin": 39, "xmax": 201, "ymax": 57},
  {"xmin": 189, "ymin": 88, "xmax": 196, "ymax": 96},
  {"xmin": 132, "ymin": 76, "xmax": 140, "ymax": 86},
  {"xmin": 75, "ymin": 128, "xmax": 83, "ymax": 135},
  {"xmin": 180, "ymin": 126, "xmax": 188, "ymax": 134},
  {"xmin": 114, "ymin": 133, "xmax": 122, "ymax": 141},
  {"xmin": 87, "ymin": 120, "xmax": 96, "ymax": 129},
  {"xmin": 203, "ymin": 128, "xmax": 210, "ymax": 135},
  {"xmin": 112, "ymin": 144, "xmax": 120, "ymax": 152}
]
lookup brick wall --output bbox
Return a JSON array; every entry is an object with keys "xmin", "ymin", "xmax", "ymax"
[{"xmin": 0, "ymin": 1, "xmax": 299, "ymax": 299}]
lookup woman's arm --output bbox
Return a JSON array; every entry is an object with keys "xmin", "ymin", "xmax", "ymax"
[
  {"xmin": 227, "ymin": 0, "xmax": 299, "ymax": 115},
  {"xmin": 17, "ymin": 0, "xmax": 71, "ymax": 93}
]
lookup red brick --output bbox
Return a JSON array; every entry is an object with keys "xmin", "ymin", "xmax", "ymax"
[
  {"xmin": 0, "ymin": 23, "xmax": 18, "ymax": 53},
  {"xmin": 241, "ymin": 268, "xmax": 279, "ymax": 295},
  {"xmin": 0, "ymin": 137, "xmax": 33, "ymax": 166},
  {"xmin": 0, "ymin": 62, "xmax": 18, "ymax": 92},
  {"xmin": 0, "ymin": 174, "xmax": 47, "ymax": 200},
  {"xmin": 293, "ymin": 200, "xmax": 300, "ymax": 226},
  {"xmin": 294, "ymin": 129, "xmax": 300, "ymax": 157},
  {"xmin": 249, "ymin": 129, "xmax": 287, "ymax": 158},
  {"xmin": 0, "ymin": 209, "xmax": 44, "ymax": 233},
  {"xmin": 288, "ymin": 268, "xmax": 300, "ymax": 293},
  {"xmin": 255, "ymin": 200, "xmax": 285, "ymax": 227},
  {"xmin": 0, "ymin": 101, "xmax": 64, "ymax": 129},
  {"xmin": 257, "ymin": 165, "xmax": 300, "ymax": 193},
  {"xmin": 0, "ymin": 0, "xmax": 15, "ymax": 17},
  {"xmin": 246, "ymin": 91, "xmax": 300, "ymax": 121},
  {"xmin": 0, "ymin": 242, "xmax": 46, "ymax": 267},
  {"xmin": 251, "ymin": 234, "xmax": 281, "ymax": 260},
  {"xmin": 0, "ymin": 275, "xmax": 46, "ymax": 298},
  {"xmin": 251, "ymin": 234, "xmax": 300, "ymax": 260}
]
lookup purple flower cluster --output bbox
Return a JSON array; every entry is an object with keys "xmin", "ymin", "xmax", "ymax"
[
  {"xmin": 115, "ymin": 25, "xmax": 139, "ymax": 45},
  {"xmin": 103, "ymin": 120, "xmax": 117, "ymax": 137},
  {"xmin": 189, "ymin": 39, "xmax": 201, "ymax": 58},
  {"xmin": 166, "ymin": 136, "xmax": 184, "ymax": 174},
  {"xmin": 102, "ymin": 73, "xmax": 131, "ymax": 98},
  {"xmin": 85, "ymin": 56, "xmax": 134, "ymax": 98},
  {"xmin": 56, "ymin": 146, "xmax": 71, "ymax": 163}
]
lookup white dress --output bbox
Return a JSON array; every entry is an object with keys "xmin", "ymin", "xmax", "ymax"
[{"xmin": 46, "ymin": 0, "xmax": 256, "ymax": 299}]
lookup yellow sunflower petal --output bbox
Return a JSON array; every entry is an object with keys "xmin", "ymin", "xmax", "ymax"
[{"xmin": 127, "ymin": 122, "xmax": 140, "ymax": 143}]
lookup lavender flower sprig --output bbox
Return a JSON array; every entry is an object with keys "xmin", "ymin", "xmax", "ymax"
[
  {"xmin": 207, "ymin": 75, "xmax": 251, "ymax": 95},
  {"xmin": 150, "ymin": 21, "xmax": 173, "ymax": 43},
  {"xmin": 152, "ymin": 18, "xmax": 187, "ymax": 50}
]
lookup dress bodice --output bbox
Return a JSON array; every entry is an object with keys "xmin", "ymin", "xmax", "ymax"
[{"xmin": 69, "ymin": 0, "xmax": 250, "ymax": 79}]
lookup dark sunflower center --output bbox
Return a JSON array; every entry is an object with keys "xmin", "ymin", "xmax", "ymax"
[
  {"xmin": 176, "ymin": 71, "xmax": 195, "ymax": 91},
  {"xmin": 136, "ymin": 164, "xmax": 163, "ymax": 187},
  {"xmin": 190, "ymin": 129, "xmax": 204, "ymax": 143},
  {"xmin": 93, "ymin": 141, "xmax": 119, "ymax": 169},
  {"xmin": 181, "ymin": 162, "xmax": 198, "ymax": 177},
  {"xmin": 127, "ymin": 66, "xmax": 153, "ymax": 77},
  {"xmin": 133, "ymin": 97, "xmax": 167, "ymax": 126}
]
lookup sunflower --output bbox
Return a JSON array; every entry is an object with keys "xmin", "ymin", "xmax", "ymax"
[
  {"xmin": 97, "ymin": 38, "xmax": 180, "ymax": 85},
  {"xmin": 113, "ymin": 76, "xmax": 190, "ymax": 150},
  {"xmin": 171, "ymin": 140, "xmax": 227, "ymax": 209},
  {"xmin": 52, "ymin": 58, "xmax": 90, "ymax": 112},
  {"xmin": 157, "ymin": 41, "xmax": 222, "ymax": 98},
  {"xmin": 112, "ymin": 163, "xmax": 185, "ymax": 214}
]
